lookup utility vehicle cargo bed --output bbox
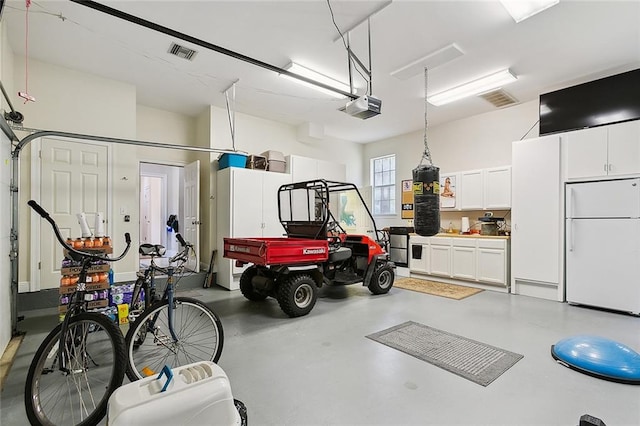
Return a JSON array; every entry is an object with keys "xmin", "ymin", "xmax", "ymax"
[{"xmin": 224, "ymin": 237, "xmax": 329, "ymax": 266}]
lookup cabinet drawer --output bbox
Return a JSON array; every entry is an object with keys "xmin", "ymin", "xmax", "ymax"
[
  {"xmin": 410, "ymin": 236, "xmax": 430, "ymax": 246},
  {"xmin": 429, "ymin": 237, "xmax": 451, "ymax": 245},
  {"xmin": 477, "ymin": 239, "xmax": 506, "ymax": 249},
  {"xmin": 451, "ymin": 238, "xmax": 476, "ymax": 248}
]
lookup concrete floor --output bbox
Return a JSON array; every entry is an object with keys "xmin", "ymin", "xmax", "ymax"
[{"xmin": 2, "ymin": 279, "xmax": 639, "ymax": 425}]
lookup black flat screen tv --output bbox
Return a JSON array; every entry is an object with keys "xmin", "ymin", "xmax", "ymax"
[{"xmin": 539, "ymin": 68, "xmax": 640, "ymax": 135}]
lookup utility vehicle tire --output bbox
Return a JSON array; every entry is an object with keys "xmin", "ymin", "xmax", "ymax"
[
  {"xmin": 277, "ymin": 273, "xmax": 317, "ymax": 317},
  {"xmin": 240, "ymin": 266, "xmax": 268, "ymax": 301},
  {"xmin": 368, "ymin": 264, "xmax": 395, "ymax": 295}
]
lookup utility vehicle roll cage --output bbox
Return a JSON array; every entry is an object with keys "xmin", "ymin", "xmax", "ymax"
[{"xmin": 277, "ymin": 179, "xmax": 386, "ymax": 247}]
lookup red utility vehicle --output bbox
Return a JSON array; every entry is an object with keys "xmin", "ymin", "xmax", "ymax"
[{"xmin": 224, "ymin": 180, "xmax": 395, "ymax": 317}]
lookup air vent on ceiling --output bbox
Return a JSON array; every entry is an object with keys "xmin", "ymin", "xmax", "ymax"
[
  {"xmin": 480, "ymin": 89, "xmax": 518, "ymax": 108},
  {"xmin": 168, "ymin": 42, "xmax": 198, "ymax": 61}
]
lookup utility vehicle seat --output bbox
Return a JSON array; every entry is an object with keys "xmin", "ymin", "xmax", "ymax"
[
  {"xmin": 139, "ymin": 244, "xmax": 166, "ymax": 257},
  {"xmin": 329, "ymin": 247, "xmax": 352, "ymax": 263}
]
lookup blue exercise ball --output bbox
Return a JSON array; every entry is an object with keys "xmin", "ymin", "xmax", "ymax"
[{"xmin": 551, "ymin": 335, "xmax": 640, "ymax": 384}]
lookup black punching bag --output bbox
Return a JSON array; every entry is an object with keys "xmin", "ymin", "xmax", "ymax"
[{"xmin": 413, "ymin": 164, "xmax": 440, "ymax": 236}]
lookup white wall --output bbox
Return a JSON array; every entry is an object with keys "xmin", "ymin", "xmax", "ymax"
[
  {"xmin": 1, "ymin": 20, "xmax": 15, "ymax": 354},
  {"xmin": 1, "ymin": 128, "xmax": 12, "ymax": 354},
  {"xmin": 210, "ymin": 107, "xmax": 364, "ymax": 185},
  {"xmin": 363, "ymin": 100, "xmax": 539, "ymax": 229}
]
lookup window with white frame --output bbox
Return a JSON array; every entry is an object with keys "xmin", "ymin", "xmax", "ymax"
[{"xmin": 371, "ymin": 154, "xmax": 396, "ymax": 215}]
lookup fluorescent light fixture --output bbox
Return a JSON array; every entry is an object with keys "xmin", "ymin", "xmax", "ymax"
[
  {"xmin": 280, "ymin": 62, "xmax": 351, "ymax": 99},
  {"xmin": 427, "ymin": 69, "xmax": 517, "ymax": 106},
  {"xmin": 499, "ymin": 0, "xmax": 559, "ymax": 23}
]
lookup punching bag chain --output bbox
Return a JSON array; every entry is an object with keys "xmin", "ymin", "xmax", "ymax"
[
  {"xmin": 412, "ymin": 67, "xmax": 440, "ymax": 236},
  {"xmin": 420, "ymin": 68, "xmax": 433, "ymax": 166}
]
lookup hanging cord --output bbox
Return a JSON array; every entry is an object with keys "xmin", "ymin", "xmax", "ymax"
[
  {"xmin": 325, "ymin": 0, "xmax": 368, "ymax": 90},
  {"xmin": 224, "ymin": 83, "xmax": 236, "ymax": 151},
  {"xmin": 25, "ymin": 0, "xmax": 30, "ymax": 96},
  {"xmin": 420, "ymin": 68, "xmax": 433, "ymax": 166}
]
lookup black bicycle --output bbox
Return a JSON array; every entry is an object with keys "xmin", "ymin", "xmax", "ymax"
[
  {"xmin": 25, "ymin": 200, "xmax": 132, "ymax": 426},
  {"xmin": 125, "ymin": 233, "xmax": 224, "ymax": 381}
]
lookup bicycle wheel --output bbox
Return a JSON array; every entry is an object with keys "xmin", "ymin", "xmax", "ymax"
[
  {"xmin": 25, "ymin": 312, "xmax": 126, "ymax": 426},
  {"xmin": 125, "ymin": 297, "xmax": 224, "ymax": 381}
]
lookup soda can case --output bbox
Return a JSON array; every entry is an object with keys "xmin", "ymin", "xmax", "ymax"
[{"xmin": 108, "ymin": 361, "xmax": 243, "ymax": 426}]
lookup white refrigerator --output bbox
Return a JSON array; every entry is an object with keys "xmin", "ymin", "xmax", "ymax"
[{"xmin": 565, "ymin": 178, "xmax": 640, "ymax": 314}]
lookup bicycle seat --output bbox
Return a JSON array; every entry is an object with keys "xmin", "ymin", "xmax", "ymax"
[{"xmin": 139, "ymin": 244, "xmax": 166, "ymax": 257}]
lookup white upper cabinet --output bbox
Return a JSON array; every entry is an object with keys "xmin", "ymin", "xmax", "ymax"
[
  {"xmin": 607, "ymin": 120, "xmax": 640, "ymax": 176},
  {"xmin": 286, "ymin": 155, "xmax": 346, "ymax": 183},
  {"xmin": 442, "ymin": 167, "xmax": 511, "ymax": 211},
  {"xmin": 483, "ymin": 166, "xmax": 511, "ymax": 209},
  {"xmin": 566, "ymin": 120, "xmax": 640, "ymax": 180},
  {"xmin": 459, "ymin": 170, "xmax": 484, "ymax": 210}
]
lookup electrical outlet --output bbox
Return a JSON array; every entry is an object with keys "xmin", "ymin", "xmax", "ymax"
[{"xmin": 124, "ymin": 215, "xmax": 130, "ymax": 222}]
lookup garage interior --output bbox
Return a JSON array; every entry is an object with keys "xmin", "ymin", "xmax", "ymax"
[{"xmin": 1, "ymin": 1, "xmax": 640, "ymax": 425}]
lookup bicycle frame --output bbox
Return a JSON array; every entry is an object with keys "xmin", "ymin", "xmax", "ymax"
[
  {"xmin": 28, "ymin": 200, "xmax": 131, "ymax": 373},
  {"xmin": 132, "ymin": 236, "xmax": 192, "ymax": 343}
]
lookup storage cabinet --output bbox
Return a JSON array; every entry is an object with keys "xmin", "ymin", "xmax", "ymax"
[
  {"xmin": 429, "ymin": 238, "xmax": 451, "ymax": 277},
  {"xmin": 217, "ymin": 168, "xmax": 292, "ymax": 290},
  {"xmin": 511, "ymin": 134, "xmax": 562, "ymax": 300},
  {"xmin": 459, "ymin": 170, "xmax": 484, "ymax": 210},
  {"xmin": 451, "ymin": 239, "xmax": 476, "ymax": 280},
  {"xmin": 483, "ymin": 166, "xmax": 511, "ymax": 209},
  {"xmin": 476, "ymin": 239, "xmax": 507, "ymax": 285},
  {"xmin": 441, "ymin": 166, "xmax": 511, "ymax": 211},
  {"xmin": 286, "ymin": 154, "xmax": 346, "ymax": 182},
  {"xmin": 409, "ymin": 235, "xmax": 509, "ymax": 288},
  {"xmin": 409, "ymin": 237, "xmax": 429, "ymax": 273},
  {"xmin": 566, "ymin": 120, "xmax": 640, "ymax": 180}
]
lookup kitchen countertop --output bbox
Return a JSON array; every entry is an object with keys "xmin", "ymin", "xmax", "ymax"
[{"xmin": 410, "ymin": 233, "xmax": 510, "ymax": 240}]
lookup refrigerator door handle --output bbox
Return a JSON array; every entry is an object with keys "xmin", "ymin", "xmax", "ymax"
[
  {"xmin": 568, "ymin": 218, "xmax": 574, "ymax": 252},
  {"xmin": 567, "ymin": 187, "xmax": 573, "ymax": 218}
]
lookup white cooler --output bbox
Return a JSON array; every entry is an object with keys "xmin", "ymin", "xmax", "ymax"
[{"xmin": 108, "ymin": 361, "xmax": 241, "ymax": 426}]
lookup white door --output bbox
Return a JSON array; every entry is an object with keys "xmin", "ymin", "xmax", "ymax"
[
  {"xmin": 566, "ymin": 179, "xmax": 640, "ymax": 219},
  {"xmin": 566, "ymin": 218, "xmax": 640, "ymax": 313},
  {"xmin": 184, "ymin": 160, "xmax": 200, "ymax": 271},
  {"xmin": 511, "ymin": 135, "xmax": 561, "ymax": 285},
  {"xmin": 39, "ymin": 138, "xmax": 108, "ymax": 290}
]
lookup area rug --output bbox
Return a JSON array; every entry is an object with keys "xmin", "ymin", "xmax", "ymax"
[
  {"xmin": 393, "ymin": 277, "xmax": 483, "ymax": 300},
  {"xmin": 367, "ymin": 321, "xmax": 524, "ymax": 386}
]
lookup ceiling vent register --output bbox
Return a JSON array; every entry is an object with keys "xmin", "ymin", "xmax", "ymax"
[
  {"xmin": 480, "ymin": 89, "xmax": 518, "ymax": 108},
  {"xmin": 168, "ymin": 43, "xmax": 198, "ymax": 61}
]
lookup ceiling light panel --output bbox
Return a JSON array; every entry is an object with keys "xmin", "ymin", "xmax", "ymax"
[
  {"xmin": 499, "ymin": 0, "xmax": 559, "ymax": 23},
  {"xmin": 280, "ymin": 62, "xmax": 351, "ymax": 99},
  {"xmin": 427, "ymin": 69, "xmax": 517, "ymax": 106},
  {"xmin": 390, "ymin": 44, "xmax": 464, "ymax": 80}
]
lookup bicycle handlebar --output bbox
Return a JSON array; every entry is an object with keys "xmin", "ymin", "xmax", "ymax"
[
  {"xmin": 176, "ymin": 233, "xmax": 187, "ymax": 247},
  {"xmin": 28, "ymin": 199, "xmax": 132, "ymax": 262}
]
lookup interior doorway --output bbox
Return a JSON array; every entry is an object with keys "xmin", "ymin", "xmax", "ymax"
[{"xmin": 139, "ymin": 163, "xmax": 185, "ymax": 267}]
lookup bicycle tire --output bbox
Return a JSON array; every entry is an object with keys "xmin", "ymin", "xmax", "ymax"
[
  {"xmin": 125, "ymin": 297, "xmax": 224, "ymax": 381},
  {"xmin": 25, "ymin": 312, "xmax": 126, "ymax": 426}
]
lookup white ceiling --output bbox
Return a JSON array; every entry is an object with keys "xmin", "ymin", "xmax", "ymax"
[{"xmin": 2, "ymin": 1, "xmax": 639, "ymax": 143}]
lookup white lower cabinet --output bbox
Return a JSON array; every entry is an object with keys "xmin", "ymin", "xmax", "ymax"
[
  {"xmin": 451, "ymin": 239, "xmax": 476, "ymax": 280},
  {"xmin": 429, "ymin": 239, "xmax": 451, "ymax": 277},
  {"xmin": 410, "ymin": 235, "xmax": 509, "ymax": 289},
  {"xmin": 476, "ymin": 240, "xmax": 507, "ymax": 285}
]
